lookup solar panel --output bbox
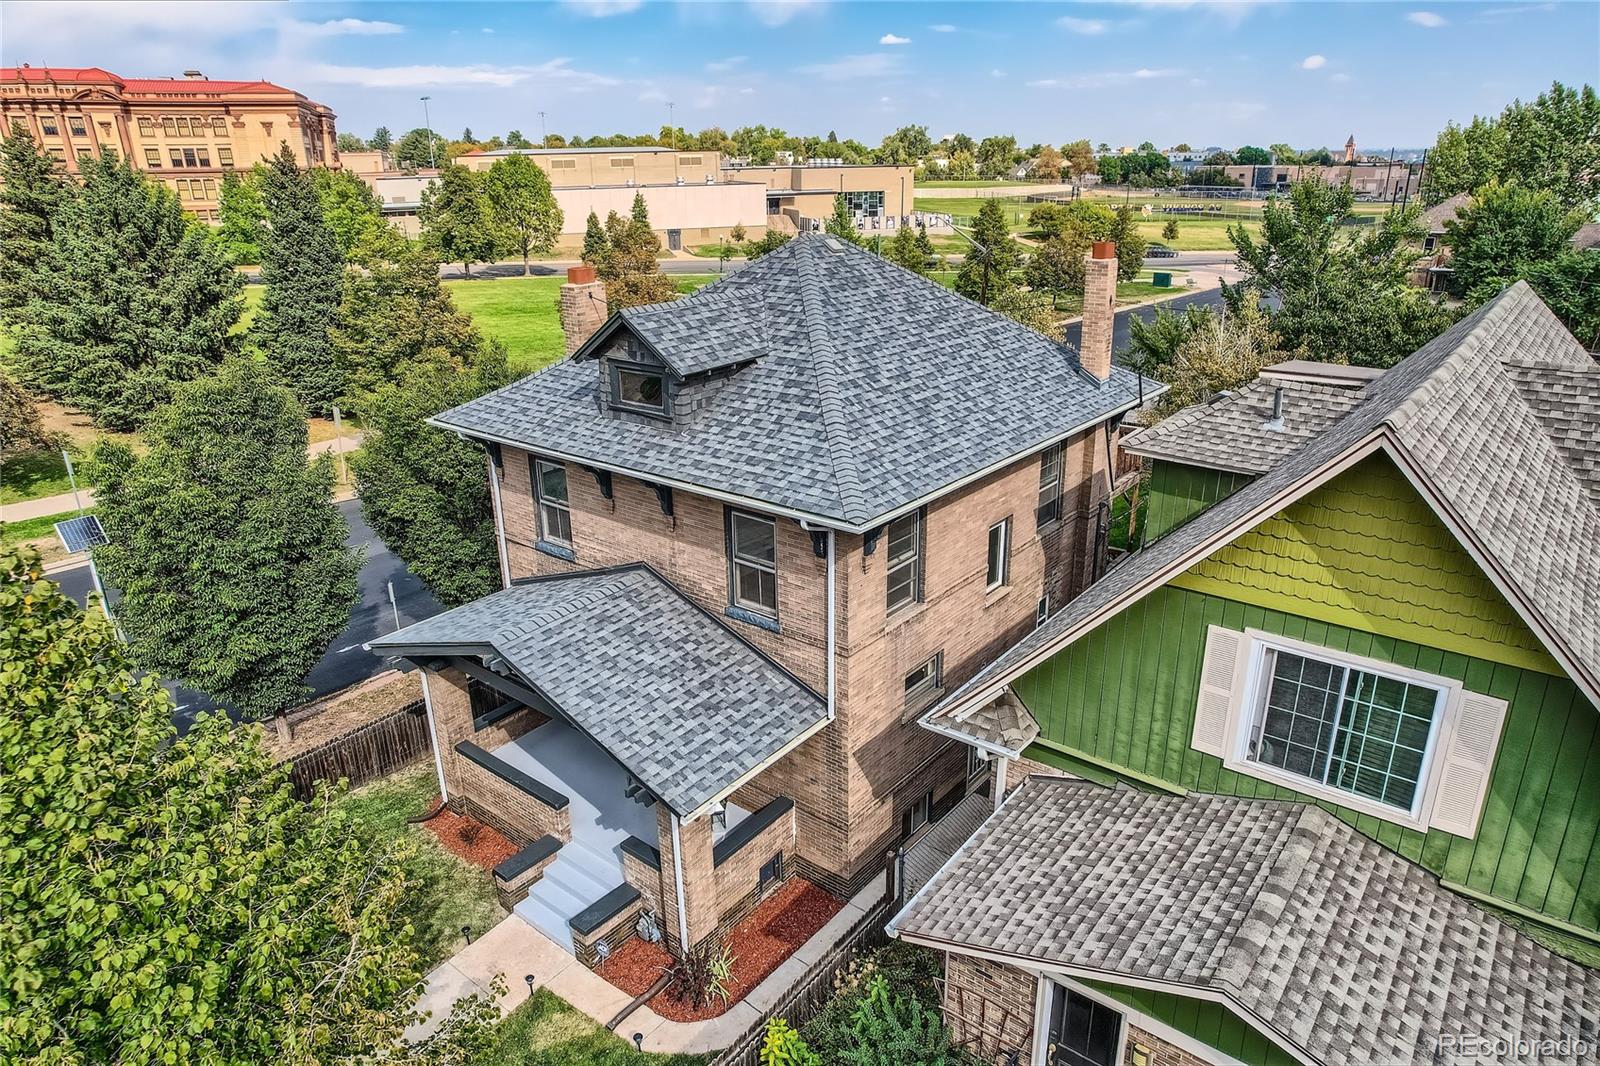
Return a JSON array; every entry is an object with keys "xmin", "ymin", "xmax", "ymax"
[{"xmin": 54, "ymin": 514, "xmax": 108, "ymax": 554}]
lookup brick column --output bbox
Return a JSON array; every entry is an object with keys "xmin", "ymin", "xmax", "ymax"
[
  {"xmin": 561, "ymin": 266, "xmax": 609, "ymax": 356},
  {"xmin": 1080, "ymin": 241, "xmax": 1117, "ymax": 382}
]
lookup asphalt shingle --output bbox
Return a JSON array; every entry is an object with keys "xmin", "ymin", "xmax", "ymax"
[
  {"xmin": 891, "ymin": 777, "xmax": 1600, "ymax": 1065},
  {"xmin": 433, "ymin": 235, "xmax": 1150, "ymax": 529},
  {"xmin": 368, "ymin": 564, "xmax": 825, "ymax": 815}
]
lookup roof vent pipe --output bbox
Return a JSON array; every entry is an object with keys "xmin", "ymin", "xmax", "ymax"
[{"xmin": 1263, "ymin": 385, "xmax": 1286, "ymax": 432}]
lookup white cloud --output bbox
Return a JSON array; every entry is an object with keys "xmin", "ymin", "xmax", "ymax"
[
  {"xmin": 294, "ymin": 17, "xmax": 404, "ymax": 36},
  {"xmin": 562, "ymin": 0, "xmax": 643, "ymax": 16},
  {"xmin": 991, "ymin": 68, "xmax": 1007, "ymax": 78},
  {"xmin": 1406, "ymin": 10, "xmax": 1446, "ymax": 26},
  {"xmin": 1301, "ymin": 54, "xmax": 1326, "ymax": 69},
  {"xmin": 879, "ymin": 33, "xmax": 911, "ymax": 45},
  {"xmin": 302, "ymin": 58, "xmax": 620, "ymax": 90},
  {"xmin": 1329, "ymin": 72, "xmax": 1352, "ymax": 83},
  {"xmin": 481, "ymin": 27, "xmax": 496, "ymax": 34},
  {"xmin": 1058, "ymin": 16, "xmax": 1109, "ymax": 34},
  {"xmin": 749, "ymin": 0, "xmax": 825, "ymax": 28},
  {"xmin": 928, "ymin": 23, "xmax": 958, "ymax": 32},
  {"xmin": 705, "ymin": 56, "xmax": 748, "ymax": 73},
  {"xmin": 794, "ymin": 52, "xmax": 904, "ymax": 80},
  {"xmin": 1028, "ymin": 67, "xmax": 1184, "ymax": 89}
]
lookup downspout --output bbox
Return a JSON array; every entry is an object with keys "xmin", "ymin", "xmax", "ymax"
[
  {"xmin": 669, "ymin": 813, "xmax": 691, "ymax": 954},
  {"xmin": 485, "ymin": 451, "xmax": 511, "ymax": 590},
  {"xmin": 418, "ymin": 669, "xmax": 450, "ymax": 803},
  {"xmin": 797, "ymin": 520, "xmax": 837, "ymax": 721}
]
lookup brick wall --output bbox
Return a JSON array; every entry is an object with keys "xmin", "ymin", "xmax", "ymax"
[
  {"xmin": 712, "ymin": 802, "xmax": 795, "ymax": 934},
  {"xmin": 622, "ymin": 847, "xmax": 665, "ymax": 916},
  {"xmin": 1125, "ymin": 1024, "xmax": 1217, "ymax": 1066},
  {"xmin": 943, "ymin": 952, "xmax": 1039, "ymax": 1064},
  {"xmin": 574, "ymin": 898, "xmax": 645, "ymax": 969},
  {"xmin": 654, "ymin": 805, "xmax": 719, "ymax": 956}
]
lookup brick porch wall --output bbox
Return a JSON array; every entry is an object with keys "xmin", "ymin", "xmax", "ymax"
[
  {"xmin": 943, "ymin": 952, "xmax": 1039, "ymax": 1065},
  {"xmin": 1125, "ymin": 1024, "xmax": 1220, "ymax": 1066}
]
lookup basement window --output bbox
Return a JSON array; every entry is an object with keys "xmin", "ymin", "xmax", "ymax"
[{"xmin": 609, "ymin": 363, "xmax": 669, "ymax": 417}]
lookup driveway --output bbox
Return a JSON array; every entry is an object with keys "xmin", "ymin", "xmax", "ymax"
[{"xmin": 47, "ymin": 498, "xmax": 442, "ymax": 730}]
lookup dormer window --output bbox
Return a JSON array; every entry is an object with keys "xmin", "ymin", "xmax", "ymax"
[{"xmin": 610, "ymin": 362, "xmax": 670, "ymax": 417}]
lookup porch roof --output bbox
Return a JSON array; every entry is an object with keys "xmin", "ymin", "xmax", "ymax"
[
  {"xmin": 369, "ymin": 564, "xmax": 827, "ymax": 816},
  {"xmin": 890, "ymin": 777, "xmax": 1600, "ymax": 1066}
]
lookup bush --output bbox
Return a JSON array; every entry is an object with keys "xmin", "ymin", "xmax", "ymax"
[
  {"xmin": 760, "ymin": 1019, "xmax": 821, "ymax": 1066},
  {"xmin": 837, "ymin": 976, "xmax": 954, "ymax": 1066},
  {"xmin": 1162, "ymin": 219, "xmax": 1179, "ymax": 240},
  {"xmin": 800, "ymin": 943, "xmax": 945, "ymax": 1061},
  {"xmin": 666, "ymin": 940, "xmax": 734, "ymax": 1011}
]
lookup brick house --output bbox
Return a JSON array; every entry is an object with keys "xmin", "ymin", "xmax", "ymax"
[
  {"xmin": 370, "ymin": 235, "xmax": 1151, "ymax": 965},
  {"xmin": 890, "ymin": 283, "xmax": 1600, "ymax": 1065}
]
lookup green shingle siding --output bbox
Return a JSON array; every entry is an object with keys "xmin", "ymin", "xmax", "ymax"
[
  {"xmin": 1012, "ymin": 455, "xmax": 1600, "ymax": 936},
  {"xmin": 1082, "ymin": 980, "xmax": 1301, "ymax": 1066},
  {"xmin": 1141, "ymin": 460, "xmax": 1255, "ymax": 546}
]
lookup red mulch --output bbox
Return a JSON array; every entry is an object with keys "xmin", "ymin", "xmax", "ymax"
[
  {"xmin": 598, "ymin": 878, "xmax": 845, "ymax": 1022},
  {"xmin": 421, "ymin": 800, "xmax": 520, "ymax": 871}
]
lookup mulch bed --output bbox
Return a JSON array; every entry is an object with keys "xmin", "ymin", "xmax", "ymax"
[
  {"xmin": 596, "ymin": 878, "xmax": 845, "ymax": 1022},
  {"xmin": 421, "ymin": 802, "xmax": 520, "ymax": 871}
]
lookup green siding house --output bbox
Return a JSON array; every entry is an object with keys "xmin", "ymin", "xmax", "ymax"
[{"xmin": 892, "ymin": 284, "xmax": 1600, "ymax": 1066}]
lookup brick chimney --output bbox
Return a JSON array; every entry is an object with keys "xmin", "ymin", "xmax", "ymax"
[
  {"xmin": 561, "ymin": 265, "xmax": 608, "ymax": 357},
  {"xmin": 1081, "ymin": 241, "xmax": 1117, "ymax": 382}
]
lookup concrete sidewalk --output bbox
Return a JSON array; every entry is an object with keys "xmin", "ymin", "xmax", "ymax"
[{"xmin": 408, "ymin": 871, "xmax": 888, "ymax": 1056}]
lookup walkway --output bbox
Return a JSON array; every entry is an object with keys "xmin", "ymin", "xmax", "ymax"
[{"xmin": 408, "ymin": 871, "xmax": 888, "ymax": 1056}]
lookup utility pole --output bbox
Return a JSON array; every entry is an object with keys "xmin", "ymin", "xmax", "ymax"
[
  {"xmin": 667, "ymin": 102, "xmax": 676, "ymax": 148},
  {"xmin": 420, "ymin": 96, "xmax": 435, "ymax": 167},
  {"xmin": 539, "ymin": 110, "xmax": 547, "ymax": 144}
]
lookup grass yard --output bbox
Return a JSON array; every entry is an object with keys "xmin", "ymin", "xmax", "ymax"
[
  {"xmin": 917, "ymin": 179, "xmax": 1035, "ymax": 189},
  {"xmin": 333, "ymin": 764, "xmax": 504, "ymax": 970},
  {"xmin": 478, "ymin": 989, "xmax": 704, "ymax": 1066},
  {"xmin": 1137, "ymin": 217, "xmax": 1257, "ymax": 250},
  {"xmin": 913, "ymin": 195, "xmax": 1036, "ymax": 230},
  {"xmin": 0, "ymin": 508, "xmax": 78, "ymax": 546}
]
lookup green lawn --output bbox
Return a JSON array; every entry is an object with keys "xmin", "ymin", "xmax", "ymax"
[
  {"xmin": 914, "ymin": 195, "xmax": 1037, "ymax": 230},
  {"xmin": 333, "ymin": 765, "xmax": 504, "ymax": 970},
  {"xmin": 1, "ymin": 448, "xmax": 79, "ymax": 506},
  {"xmin": 918, "ymin": 180, "xmax": 1035, "ymax": 189},
  {"xmin": 477, "ymin": 989, "xmax": 704, "ymax": 1066},
  {"xmin": 0, "ymin": 508, "xmax": 80, "ymax": 546}
]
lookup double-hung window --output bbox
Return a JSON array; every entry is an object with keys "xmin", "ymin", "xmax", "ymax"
[
  {"xmin": 885, "ymin": 511, "xmax": 922, "ymax": 613},
  {"xmin": 903, "ymin": 652, "xmax": 943, "ymax": 714},
  {"xmin": 1037, "ymin": 444, "xmax": 1063, "ymax": 527},
  {"xmin": 728, "ymin": 510, "xmax": 777, "ymax": 617},
  {"xmin": 985, "ymin": 518, "xmax": 1010, "ymax": 591},
  {"xmin": 534, "ymin": 459, "xmax": 572, "ymax": 546}
]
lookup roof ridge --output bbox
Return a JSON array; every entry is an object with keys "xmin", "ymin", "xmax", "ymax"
[
  {"xmin": 498, "ymin": 571, "xmax": 642, "ymax": 641},
  {"xmin": 797, "ymin": 239, "xmax": 870, "ymax": 523}
]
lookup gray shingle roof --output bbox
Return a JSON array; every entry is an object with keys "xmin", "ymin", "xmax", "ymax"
[
  {"xmin": 1122, "ymin": 378, "xmax": 1369, "ymax": 475},
  {"xmin": 923, "ymin": 690, "xmax": 1039, "ymax": 758},
  {"xmin": 433, "ymin": 235, "xmax": 1150, "ymax": 529},
  {"xmin": 368, "ymin": 565, "xmax": 825, "ymax": 815},
  {"xmin": 931, "ymin": 281, "xmax": 1600, "ymax": 716},
  {"xmin": 1506, "ymin": 360, "xmax": 1600, "ymax": 504},
  {"xmin": 891, "ymin": 777, "xmax": 1600, "ymax": 1066}
]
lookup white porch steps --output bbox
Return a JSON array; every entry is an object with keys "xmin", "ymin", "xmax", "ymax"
[{"xmin": 513, "ymin": 835, "xmax": 626, "ymax": 955}]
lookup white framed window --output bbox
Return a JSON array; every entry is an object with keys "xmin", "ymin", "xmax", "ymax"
[
  {"xmin": 1037, "ymin": 444, "xmax": 1063, "ymax": 527},
  {"xmin": 1035, "ymin": 595, "xmax": 1050, "ymax": 629},
  {"xmin": 985, "ymin": 518, "xmax": 1010, "ymax": 591},
  {"xmin": 903, "ymin": 652, "xmax": 943, "ymax": 713},
  {"xmin": 727, "ymin": 510, "xmax": 777, "ymax": 616},
  {"xmin": 1191, "ymin": 626, "xmax": 1509, "ymax": 836},
  {"xmin": 885, "ymin": 510, "xmax": 922, "ymax": 612},
  {"xmin": 533, "ymin": 459, "xmax": 572, "ymax": 545}
]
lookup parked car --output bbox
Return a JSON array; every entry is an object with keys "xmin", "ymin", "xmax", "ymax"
[{"xmin": 1145, "ymin": 243, "xmax": 1178, "ymax": 258}]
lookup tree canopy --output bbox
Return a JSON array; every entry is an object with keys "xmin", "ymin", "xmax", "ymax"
[
  {"xmin": 310, "ymin": 167, "xmax": 385, "ymax": 260},
  {"xmin": 216, "ymin": 167, "xmax": 268, "ymax": 266},
  {"xmin": 1421, "ymin": 81, "xmax": 1599, "ymax": 210},
  {"xmin": 595, "ymin": 195, "xmax": 678, "ymax": 310},
  {"xmin": 0, "ymin": 121, "xmax": 63, "ymax": 324},
  {"xmin": 92, "ymin": 357, "xmax": 360, "ymax": 719},
  {"xmin": 954, "ymin": 199, "xmax": 1022, "ymax": 305},
  {"xmin": 392, "ymin": 126, "xmax": 442, "ymax": 170},
  {"xmin": 1443, "ymin": 180, "xmax": 1584, "ymax": 302},
  {"xmin": 825, "ymin": 193, "xmax": 864, "ymax": 245},
  {"xmin": 419, "ymin": 164, "xmax": 497, "ymax": 276},
  {"xmin": 485, "ymin": 154, "xmax": 563, "ymax": 276}
]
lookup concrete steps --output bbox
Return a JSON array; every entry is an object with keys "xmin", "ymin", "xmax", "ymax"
[{"xmin": 514, "ymin": 836, "xmax": 629, "ymax": 955}]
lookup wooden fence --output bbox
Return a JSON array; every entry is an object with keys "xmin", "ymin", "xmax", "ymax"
[
  {"xmin": 709, "ymin": 893, "xmax": 893, "ymax": 1066},
  {"xmin": 285, "ymin": 701, "xmax": 431, "ymax": 798}
]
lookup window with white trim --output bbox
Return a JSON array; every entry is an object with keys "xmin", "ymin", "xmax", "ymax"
[
  {"xmin": 1191, "ymin": 626, "xmax": 1509, "ymax": 835},
  {"xmin": 986, "ymin": 518, "xmax": 1010, "ymax": 591},
  {"xmin": 885, "ymin": 510, "xmax": 922, "ymax": 612},
  {"xmin": 534, "ymin": 459, "xmax": 572, "ymax": 545},
  {"xmin": 1037, "ymin": 444, "xmax": 1063, "ymax": 527},
  {"xmin": 727, "ymin": 510, "xmax": 777, "ymax": 616},
  {"xmin": 903, "ymin": 652, "xmax": 943, "ymax": 713}
]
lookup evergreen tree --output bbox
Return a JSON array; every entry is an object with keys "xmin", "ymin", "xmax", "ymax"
[
  {"xmin": 0, "ymin": 544, "xmax": 501, "ymax": 1063},
  {"xmin": 505, "ymin": 129, "xmax": 532, "ymax": 149},
  {"xmin": 370, "ymin": 125, "xmax": 393, "ymax": 151},
  {"xmin": 630, "ymin": 190, "xmax": 651, "ymax": 226},
  {"xmin": 885, "ymin": 222, "xmax": 926, "ymax": 274},
  {"xmin": 310, "ymin": 166, "xmax": 384, "ymax": 260},
  {"xmin": 215, "ymin": 167, "xmax": 268, "ymax": 266},
  {"xmin": 582, "ymin": 209, "xmax": 610, "ymax": 265},
  {"xmin": 419, "ymin": 163, "xmax": 497, "ymax": 276},
  {"xmin": 598, "ymin": 196, "xmax": 677, "ymax": 310},
  {"xmin": 0, "ymin": 121, "xmax": 64, "ymax": 324},
  {"xmin": 1108, "ymin": 205, "xmax": 1148, "ymax": 281},
  {"xmin": 825, "ymin": 193, "xmax": 863, "ymax": 245},
  {"xmin": 485, "ymin": 153, "xmax": 563, "ymax": 276},
  {"xmin": 253, "ymin": 144, "xmax": 346, "ymax": 414},
  {"xmin": 954, "ymin": 199, "xmax": 1021, "ymax": 305},
  {"xmin": 92, "ymin": 357, "xmax": 361, "ymax": 719},
  {"xmin": 352, "ymin": 346, "xmax": 512, "ymax": 609},
  {"xmin": 393, "ymin": 127, "xmax": 441, "ymax": 170},
  {"xmin": 914, "ymin": 222, "xmax": 934, "ymax": 264},
  {"xmin": 0, "ymin": 365, "xmax": 51, "ymax": 459},
  {"xmin": 10, "ymin": 154, "xmax": 241, "ymax": 430}
]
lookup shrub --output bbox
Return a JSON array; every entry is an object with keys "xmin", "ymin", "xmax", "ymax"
[
  {"xmin": 731, "ymin": 222, "xmax": 747, "ymax": 244},
  {"xmin": 1163, "ymin": 219, "xmax": 1179, "ymax": 240},
  {"xmin": 760, "ymin": 1019, "xmax": 821, "ymax": 1066},
  {"xmin": 837, "ymin": 975, "xmax": 954, "ymax": 1066},
  {"xmin": 801, "ymin": 943, "xmax": 946, "ymax": 1060},
  {"xmin": 667, "ymin": 940, "xmax": 735, "ymax": 1010}
]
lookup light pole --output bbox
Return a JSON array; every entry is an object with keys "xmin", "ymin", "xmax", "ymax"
[
  {"xmin": 420, "ymin": 96, "xmax": 435, "ymax": 167},
  {"xmin": 538, "ymin": 110, "xmax": 546, "ymax": 145}
]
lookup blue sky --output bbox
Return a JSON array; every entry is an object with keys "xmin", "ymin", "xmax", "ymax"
[{"xmin": 3, "ymin": 1, "xmax": 1595, "ymax": 149}]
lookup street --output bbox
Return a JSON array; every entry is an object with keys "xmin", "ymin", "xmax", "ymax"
[
  {"xmin": 1063, "ymin": 286, "xmax": 1230, "ymax": 363},
  {"xmin": 47, "ymin": 498, "xmax": 442, "ymax": 730}
]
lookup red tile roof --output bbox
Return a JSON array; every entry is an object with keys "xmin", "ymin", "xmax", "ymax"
[
  {"xmin": 2, "ymin": 66, "xmax": 299, "ymax": 97},
  {"xmin": 2, "ymin": 66, "xmax": 122, "ymax": 84}
]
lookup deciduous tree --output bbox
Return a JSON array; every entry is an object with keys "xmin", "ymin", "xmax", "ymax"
[
  {"xmin": 1443, "ymin": 180, "xmax": 1583, "ymax": 301},
  {"xmin": 0, "ymin": 121, "xmax": 63, "ymax": 323},
  {"xmin": 10, "ymin": 154, "xmax": 241, "ymax": 429},
  {"xmin": 992, "ymin": 289, "xmax": 1063, "ymax": 342},
  {"xmin": 976, "ymin": 135, "xmax": 1018, "ymax": 180},
  {"xmin": 485, "ymin": 153, "xmax": 563, "ymax": 276},
  {"xmin": 745, "ymin": 229, "xmax": 793, "ymax": 260},
  {"xmin": 216, "ymin": 167, "xmax": 268, "ymax": 265},
  {"xmin": 336, "ymin": 131, "xmax": 369, "ymax": 152},
  {"xmin": 1521, "ymin": 250, "xmax": 1600, "ymax": 351},
  {"xmin": 254, "ymin": 144, "xmax": 346, "ymax": 413},
  {"xmin": 1062, "ymin": 139, "xmax": 1097, "ymax": 178},
  {"xmin": 311, "ymin": 166, "xmax": 385, "ymax": 260},
  {"xmin": 1422, "ymin": 81, "xmax": 1599, "ymax": 210},
  {"xmin": 1032, "ymin": 145, "xmax": 1064, "ymax": 182},
  {"xmin": 945, "ymin": 149, "xmax": 977, "ymax": 181},
  {"xmin": 419, "ymin": 164, "xmax": 497, "ymax": 277},
  {"xmin": 1156, "ymin": 302, "xmax": 1286, "ymax": 415},
  {"xmin": 92, "ymin": 358, "xmax": 360, "ymax": 718},
  {"xmin": 1024, "ymin": 230, "xmax": 1089, "ymax": 308}
]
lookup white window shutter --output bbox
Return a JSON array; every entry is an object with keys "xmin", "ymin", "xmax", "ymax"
[
  {"xmin": 1192, "ymin": 626, "xmax": 1245, "ymax": 758},
  {"xmin": 1429, "ymin": 691, "xmax": 1509, "ymax": 839}
]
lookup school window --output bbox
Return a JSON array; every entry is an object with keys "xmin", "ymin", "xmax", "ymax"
[
  {"xmin": 46, "ymin": 147, "xmax": 65, "ymax": 162},
  {"xmin": 727, "ymin": 510, "xmax": 778, "ymax": 617},
  {"xmin": 841, "ymin": 190, "xmax": 885, "ymax": 215},
  {"xmin": 534, "ymin": 460, "xmax": 572, "ymax": 546},
  {"xmin": 68, "ymin": 116, "xmax": 87, "ymax": 137},
  {"xmin": 217, "ymin": 147, "xmax": 234, "ymax": 167},
  {"xmin": 885, "ymin": 510, "xmax": 922, "ymax": 613},
  {"xmin": 182, "ymin": 148, "xmax": 199, "ymax": 167},
  {"xmin": 550, "ymin": 158, "xmax": 577, "ymax": 170},
  {"xmin": 903, "ymin": 652, "xmax": 943, "ymax": 713},
  {"xmin": 162, "ymin": 117, "xmax": 176, "ymax": 136},
  {"xmin": 608, "ymin": 156, "xmax": 635, "ymax": 167},
  {"xmin": 75, "ymin": 147, "xmax": 92, "ymax": 162},
  {"xmin": 138, "ymin": 117, "xmax": 155, "ymax": 136},
  {"xmin": 169, "ymin": 148, "xmax": 184, "ymax": 167},
  {"xmin": 196, "ymin": 148, "xmax": 211, "ymax": 167},
  {"xmin": 211, "ymin": 116, "xmax": 227, "ymax": 134},
  {"xmin": 39, "ymin": 117, "xmax": 58, "ymax": 136},
  {"xmin": 1037, "ymin": 444, "xmax": 1063, "ymax": 527},
  {"xmin": 985, "ymin": 518, "xmax": 1010, "ymax": 591},
  {"xmin": 202, "ymin": 178, "xmax": 217, "ymax": 199},
  {"xmin": 144, "ymin": 148, "xmax": 161, "ymax": 167}
]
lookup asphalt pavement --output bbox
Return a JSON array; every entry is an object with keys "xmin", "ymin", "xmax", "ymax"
[
  {"xmin": 1062, "ymin": 286, "xmax": 1229, "ymax": 362},
  {"xmin": 46, "ymin": 498, "xmax": 441, "ymax": 731}
]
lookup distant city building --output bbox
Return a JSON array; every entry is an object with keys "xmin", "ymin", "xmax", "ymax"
[
  {"xmin": 0, "ymin": 64, "xmax": 339, "ymax": 221},
  {"xmin": 1221, "ymin": 161, "xmax": 1420, "ymax": 200}
]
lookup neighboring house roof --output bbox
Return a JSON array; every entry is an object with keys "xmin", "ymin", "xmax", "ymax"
[
  {"xmin": 891, "ymin": 777, "xmax": 1600, "ymax": 1066},
  {"xmin": 898, "ymin": 791, "xmax": 991, "ymax": 902},
  {"xmin": 1122, "ymin": 378, "xmax": 1370, "ymax": 475},
  {"xmin": 367, "ymin": 564, "xmax": 826, "ymax": 816},
  {"xmin": 1572, "ymin": 223, "xmax": 1600, "ymax": 252},
  {"xmin": 922, "ymin": 690, "xmax": 1039, "ymax": 759},
  {"xmin": 432, "ymin": 235, "xmax": 1151, "ymax": 530},
  {"xmin": 1421, "ymin": 192, "xmax": 1472, "ymax": 233},
  {"xmin": 464, "ymin": 146, "xmax": 686, "ymax": 157},
  {"xmin": 926, "ymin": 281, "xmax": 1600, "ymax": 720}
]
